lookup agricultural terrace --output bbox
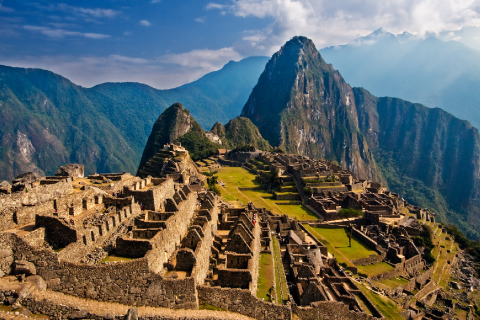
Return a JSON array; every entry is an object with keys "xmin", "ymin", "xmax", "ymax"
[
  {"xmin": 257, "ymin": 253, "xmax": 275, "ymax": 302},
  {"xmin": 216, "ymin": 166, "xmax": 318, "ymax": 221},
  {"xmin": 304, "ymin": 225, "xmax": 394, "ymax": 277}
]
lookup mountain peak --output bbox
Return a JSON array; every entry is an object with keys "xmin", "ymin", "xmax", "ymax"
[{"xmin": 240, "ymin": 36, "xmax": 378, "ymax": 180}]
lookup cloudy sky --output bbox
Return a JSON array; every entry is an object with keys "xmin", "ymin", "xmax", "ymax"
[{"xmin": 1, "ymin": 0, "xmax": 480, "ymax": 88}]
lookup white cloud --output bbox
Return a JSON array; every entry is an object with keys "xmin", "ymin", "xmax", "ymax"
[
  {"xmin": 24, "ymin": 25, "xmax": 110, "ymax": 39},
  {"xmin": 151, "ymin": 0, "xmax": 161, "ymax": 3},
  {"xmin": 213, "ymin": 0, "xmax": 480, "ymax": 54},
  {"xmin": 195, "ymin": 17, "xmax": 206, "ymax": 23},
  {"xmin": 161, "ymin": 47, "xmax": 243, "ymax": 70},
  {"xmin": 206, "ymin": 3, "xmax": 225, "ymax": 10},
  {"xmin": 34, "ymin": 3, "xmax": 120, "ymax": 19},
  {"xmin": 140, "ymin": 20, "xmax": 151, "ymax": 27},
  {"xmin": 0, "ymin": 54, "xmax": 220, "ymax": 89}
]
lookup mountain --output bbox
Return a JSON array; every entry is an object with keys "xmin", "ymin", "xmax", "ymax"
[
  {"xmin": 241, "ymin": 36, "xmax": 379, "ymax": 180},
  {"xmin": 210, "ymin": 117, "xmax": 271, "ymax": 150},
  {"xmin": 241, "ymin": 36, "xmax": 480, "ymax": 239},
  {"xmin": 320, "ymin": 29, "xmax": 480, "ymax": 131},
  {"xmin": 0, "ymin": 66, "xmax": 137, "ymax": 180},
  {"xmin": 137, "ymin": 104, "xmax": 271, "ymax": 175},
  {"xmin": 0, "ymin": 56, "xmax": 269, "ymax": 181},
  {"xmin": 137, "ymin": 103, "xmax": 195, "ymax": 171}
]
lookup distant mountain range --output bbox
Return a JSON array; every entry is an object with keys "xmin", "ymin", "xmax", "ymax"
[
  {"xmin": 320, "ymin": 29, "xmax": 480, "ymax": 130},
  {"xmin": 0, "ymin": 56, "xmax": 268, "ymax": 180}
]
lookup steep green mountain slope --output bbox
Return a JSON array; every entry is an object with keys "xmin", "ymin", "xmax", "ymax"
[
  {"xmin": 210, "ymin": 117, "xmax": 271, "ymax": 150},
  {"xmin": 320, "ymin": 30, "xmax": 480, "ymax": 131},
  {"xmin": 241, "ymin": 36, "xmax": 480, "ymax": 239},
  {"xmin": 241, "ymin": 36, "xmax": 379, "ymax": 180},
  {"xmin": 0, "ymin": 56, "xmax": 269, "ymax": 181},
  {"xmin": 0, "ymin": 66, "xmax": 136, "ymax": 180}
]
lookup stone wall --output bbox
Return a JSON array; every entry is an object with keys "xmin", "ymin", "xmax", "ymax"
[
  {"xmin": 197, "ymin": 286, "xmax": 291, "ymax": 320},
  {"xmin": 0, "ymin": 180, "xmax": 73, "ymax": 231},
  {"xmin": 351, "ymin": 227, "xmax": 383, "ymax": 253},
  {"xmin": 123, "ymin": 178, "xmax": 175, "ymax": 211},
  {"xmin": 191, "ymin": 204, "xmax": 219, "ymax": 285},
  {"xmin": 2, "ymin": 232, "xmax": 198, "ymax": 309},
  {"xmin": 415, "ymin": 280, "xmax": 437, "ymax": 299},
  {"xmin": 292, "ymin": 301, "xmax": 383, "ymax": 320}
]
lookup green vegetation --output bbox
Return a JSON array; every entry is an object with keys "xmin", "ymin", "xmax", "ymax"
[
  {"xmin": 176, "ymin": 121, "xmax": 220, "ymax": 161},
  {"xmin": 338, "ymin": 208, "xmax": 363, "ymax": 219},
  {"xmin": 257, "ymin": 253, "xmax": 275, "ymax": 302},
  {"xmin": 445, "ymin": 224, "xmax": 480, "ymax": 262},
  {"xmin": 357, "ymin": 283, "xmax": 404, "ymax": 320},
  {"xmin": 379, "ymin": 277, "xmax": 410, "ymax": 289},
  {"xmin": 357, "ymin": 262, "xmax": 394, "ymax": 277},
  {"xmin": 206, "ymin": 175, "xmax": 221, "ymax": 195},
  {"xmin": 272, "ymin": 237, "xmax": 289, "ymax": 303},
  {"xmin": 212, "ymin": 117, "xmax": 271, "ymax": 150},
  {"xmin": 216, "ymin": 166, "xmax": 317, "ymax": 221},
  {"xmin": 306, "ymin": 226, "xmax": 377, "ymax": 261}
]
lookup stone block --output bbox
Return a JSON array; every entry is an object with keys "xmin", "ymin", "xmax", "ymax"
[
  {"xmin": 26, "ymin": 275, "xmax": 47, "ymax": 291},
  {"xmin": 47, "ymin": 278, "xmax": 61, "ymax": 287},
  {"xmin": 14, "ymin": 260, "xmax": 36, "ymax": 276}
]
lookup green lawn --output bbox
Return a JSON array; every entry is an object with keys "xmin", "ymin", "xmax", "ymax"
[
  {"xmin": 272, "ymin": 237, "xmax": 289, "ymax": 303},
  {"xmin": 357, "ymin": 283, "xmax": 404, "ymax": 320},
  {"xmin": 306, "ymin": 226, "xmax": 378, "ymax": 261},
  {"xmin": 357, "ymin": 262, "xmax": 394, "ymax": 277},
  {"xmin": 379, "ymin": 276, "xmax": 410, "ymax": 289},
  {"xmin": 257, "ymin": 253, "xmax": 275, "ymax": 302},
  {"xmin": 217, "ymin": 167, "xmax": 318, "ymax": 221}
]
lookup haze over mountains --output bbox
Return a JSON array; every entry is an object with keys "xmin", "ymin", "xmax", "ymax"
[{"xmin": 320, "ymin": 29, "xmax": 480, "ymax": 130}]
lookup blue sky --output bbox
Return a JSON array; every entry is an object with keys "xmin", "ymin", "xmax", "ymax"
[{"xmin": 1, "ymin": 0, "xmax": 480, "ymax": 88}]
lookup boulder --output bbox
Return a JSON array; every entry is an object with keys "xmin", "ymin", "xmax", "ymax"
[
  {"xmin": 26, "ymin": 275, "xmax": 47, "ymax": 291},
  {"xmin": 56, "ymin": 164, "xmax": 84, "ymax": 179},
  {"xmin": 14, "ymin": 260, "xmax": 36, "ymax": 276}
]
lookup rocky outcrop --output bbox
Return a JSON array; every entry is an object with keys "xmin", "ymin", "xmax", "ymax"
[
  {"xmin": 241, "ymin": 36, "xmax": 379, "ymax": 180},
  {"xmin": 138, "ymin": 103, "xmax": 195, "ymax": 172}
]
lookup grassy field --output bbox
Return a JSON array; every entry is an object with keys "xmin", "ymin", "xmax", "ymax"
[
  {"xmin": 378, "ymin": 276, "xmax": 410, "ymax": 289},
  {"xmin": 272, "ymin": 237, "xmax": 289, "ymax": 303},
  {"xmin": 305, "ymin": 225, "xmax": 378, "ymax": 262},
  {"xmin": 257, "ymin": 253, "xmax": 275, "ymax": 302},
  {"xmin": 216, "ymin": 167, "xmax": 318, "ymax": 221},
  {"xmin": 357, "ymin": 283, "xmax": 404, "ymax": 320},
  {"xmin": 357, "ymin": 262, "xmax": 394, "ymax": 277}
]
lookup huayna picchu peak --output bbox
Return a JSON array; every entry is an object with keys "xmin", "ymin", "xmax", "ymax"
[{"xmin": 241, "ymin": 36, "xmax": 379, "ymax": 181}]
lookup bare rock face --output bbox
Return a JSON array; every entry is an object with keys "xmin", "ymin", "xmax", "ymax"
[
  {"xmin": 55, "ymin": 164, "xmax": 84, "ymax": 179},
  {"xmin": 0, "ymin": 180, "xmax": 11, "ymax": 194},
  {"xmin": 14, "ymin": 260, "xmax": 36, "ymax": 276}
]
